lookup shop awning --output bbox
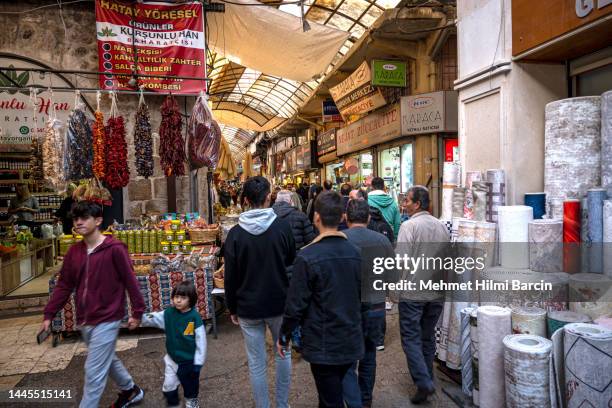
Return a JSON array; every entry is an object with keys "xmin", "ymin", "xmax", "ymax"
[
  {"xmin": 207, "ymin": 0, "xmax": 350, "ymax": 82},
  {"xmin": 206, "ymin": 0, "xmax": 401, "ymax": 138}
]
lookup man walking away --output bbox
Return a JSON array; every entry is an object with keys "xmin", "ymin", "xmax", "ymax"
[
  {"xmin": 338, "ymin": 183, "xmax": 352, "ymax": 231},
  {"xmin": 341, "ymin": 199, "xmax": 394, "ymax": 408},
  {"xmin": 368, "ymin": 177, "xmax": 401, "ymax": 239},
  {"xmin": 277, "ymin": 191, "xmax": 364, "ymax": 408},
  {"xmin": 272, "ymin": 190, "xmax": 316, "ymax": 251},
  {"xmin": 42, "ymin": 201, "xmax": 145, "ymax": 408},
  {"xmin": 395, "ymin": 186, "xmax": 449, "ymax": 404},
  {"xmin": 224, "ymin": 176, "xmax": 296, "ymax": 408}
]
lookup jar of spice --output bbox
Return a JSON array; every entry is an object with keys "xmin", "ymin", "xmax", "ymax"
[
  {"xmin": 161, "ymin": 241, "xmax": 171, "ymax": 255},
  {"xmin": 176, "ymin": 230, "xmax": 186, "ymax": 243},
  {"xmin": 172, "ymin": 241, "xmax": 181, "ymax": 254},
  {"xmin": 182, "ymin": 240, "xmax": 192, "ymax": 254}
]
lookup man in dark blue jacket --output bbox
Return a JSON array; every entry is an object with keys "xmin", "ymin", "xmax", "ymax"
[{"xmin": 278, "ymin": 191, "xmax": 364, "ymax": 408}]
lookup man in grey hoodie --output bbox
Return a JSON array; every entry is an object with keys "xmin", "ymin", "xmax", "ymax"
[{"xmin": 224, "ymin": 176, "xmax": 296, "ymax": 408}]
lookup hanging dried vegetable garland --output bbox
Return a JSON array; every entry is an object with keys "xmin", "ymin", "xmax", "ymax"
[
  {"xmin": 28, "ymin": 89, "xmax": 44, "ymax": 181},
  {"xmin": 30, "ymin": 135, "xmax": 44, "ymax": 180},
  {"xmin": 93, "ymin": 92, "xmax": 106, "ymax": 180},
  {"xmin": 65, "ymin": 91, "xmax": 94, "ymax": 180},
  {"xmin": 42, "ymin": 116, "xmax": 66, "ymax": 191},
  {"xmin": 159, "ymin": 95, "xmax": 185, "ymax": 177},
  {"xmin": 134, "ymin": 92, "xmax": 154, "ymax": 178},
  {"xmin": 104, "ymin": 92, "xmax": 130, "ymax": 189}
]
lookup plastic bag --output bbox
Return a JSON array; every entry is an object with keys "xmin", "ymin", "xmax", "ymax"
[{"xmin": 188, "ymin": 95, "xmax": 221, "ymax": 169}]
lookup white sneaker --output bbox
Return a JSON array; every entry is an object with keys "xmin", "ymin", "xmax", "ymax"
[
  {"xmin": 185, "ymin": 398, "xmax": 200, "ymax": 408},
  {"xmin": 385, "ymin": 301, "xmax": 393, "ymax": 310},
  {"xmin": 376, "ymin": 345, "xmax": 385, "ymax": 351}
]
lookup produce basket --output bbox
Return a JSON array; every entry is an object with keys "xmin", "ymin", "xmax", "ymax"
[
  {"xmin": 213, "ymin": 265, "xmax": 224, "ymax": 289},
  {"xmin": 189, "ymin": 225, "xmax": 219, "ymax": 244}
]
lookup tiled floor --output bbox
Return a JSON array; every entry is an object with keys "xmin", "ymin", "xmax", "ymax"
[{"xmin": 0, "ymin": 314, "xmax": 162, "ymax": 390}]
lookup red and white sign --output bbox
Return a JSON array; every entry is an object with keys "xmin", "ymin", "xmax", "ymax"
[{"xmin": 95, "ymin": 0, "xmax": 205, "ymax": 94}]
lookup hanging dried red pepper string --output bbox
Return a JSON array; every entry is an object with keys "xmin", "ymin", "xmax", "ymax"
[
  {"xmin": 159, "ymin": 95, "xmax": 186, "ymax": 177},
  {"xmin": 104, "ymin": 92, "xmax": 130, "ymax": 189},
  {"xmin": 92, "ymin": 91, "xmax": 106, "ymax": 180}
]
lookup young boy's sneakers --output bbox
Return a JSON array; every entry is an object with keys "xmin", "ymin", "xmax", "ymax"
[
  {"xmin": 186, "ymin": 398, "xmax": 200, "ymax": 408},
  {"xmin": 111, "ymin": 385, "xmax": 144, "ymax": 408}
]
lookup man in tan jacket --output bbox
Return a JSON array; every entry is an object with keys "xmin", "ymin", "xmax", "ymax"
[{"xmin": 395, "ymin": 186, "xmax": 449, "ymax": 404}]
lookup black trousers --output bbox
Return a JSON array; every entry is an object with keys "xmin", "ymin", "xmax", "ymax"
[{"xmin": 310, "ymin": 363, "xmax": 353, "ymax": 408}]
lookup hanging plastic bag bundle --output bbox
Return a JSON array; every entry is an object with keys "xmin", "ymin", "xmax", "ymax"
[{"xmin": 188, "ymin": 93, "xmax": 221, "ymax": 169}]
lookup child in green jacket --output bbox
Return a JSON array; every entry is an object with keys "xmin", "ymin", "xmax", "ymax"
[{"xmin": 141, "ymin": 280, "xmax": 207, "ymax": 408}]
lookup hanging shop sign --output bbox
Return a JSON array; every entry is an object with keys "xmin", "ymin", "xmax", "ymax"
[
  {"xmin": 329, "ymin": 61, "xmax": 387, "ymax": 119},
  {"xmin": 445, "ymin": 139, "xmax": 459, "ymax": 162},
  {"xmin": 317, "ymin": 129, "xmax": 337, "ymax": 156},
  {"xmin": 512, "ymin": 0, "xmax": 612, "ymax": 58},
  {"xmin": 322, "ymin": 99, "xmax": 342, "ymax": 122},
  {"xmin": 400, "ymin": 91, "xmax": 458, "ymax": 135},
  {"xmin": 95, "ymin": 0, "xmax": 205, "ymax": 94},
  {"xmin": 295, "ymin": 145, "xmax": 304, "ymax": 171},
  {"xmin": 336, "ymin": 104, "xmax": 401, "ymax": 156},
  {"xmin": 371, "ymin": 60, "xmax": 407, "ymax": 87},
  {"xmin": 0, "ymin": 58, "xmax": 80, "ymax": 152},
  {"xmin": 302, "ymin": 143, "xmax": 311, "ymax": 169},
  {"xmin": 275, "ymin": 153, "xmax": 284, "ymax": 174}
]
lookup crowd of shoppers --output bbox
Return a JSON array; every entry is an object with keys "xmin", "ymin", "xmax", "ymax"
[
  {"xmin": 43, "ymin": 175, "xmax": 443, "ymax": 407},
  {"xmin": 224, "ymin": 177, "xmax": 445, "ymax": 407}
]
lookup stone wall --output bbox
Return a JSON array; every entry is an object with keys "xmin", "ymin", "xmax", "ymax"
[{"xmin": 0, "ymin": 1, "xmax": 209, "ymax": 220}]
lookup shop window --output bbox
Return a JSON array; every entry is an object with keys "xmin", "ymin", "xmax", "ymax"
[
  {"xmin": 436, "ymin": 36, "xmax": 457, "ymax": 91},
  {"xmin": 379, "ymin": 144, "xmax": 413, "ymax": 201}
]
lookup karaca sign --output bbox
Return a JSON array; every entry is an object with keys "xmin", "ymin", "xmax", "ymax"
[
  {"xmin": 0, "ymin": 59, "xmax": 75, "ymax": 152},
  {"xmin": 329, "ymin": 61, "xmax": 387, "ymax": 120},
  {"xmin": 95, "ymin": 0, "xmax": 205, "ymax": 93},
  {"xmin": 400, "ymin": 91, "xmax": 458, "ymax": 135},
  {"xmin": 337, "ymin": 104, "xmax": 401, "ymax": 156}
]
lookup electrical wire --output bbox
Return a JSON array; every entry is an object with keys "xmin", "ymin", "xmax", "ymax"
[{"xmin": 0, "ymin": 0, "xmax": 92, "ymax": 15}]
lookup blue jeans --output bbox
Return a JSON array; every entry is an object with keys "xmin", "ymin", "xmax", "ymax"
[
  {"xmin": 79, "ymin": 320, "xmax": 134, "ymax": 408},
  {"xmin": 343, "ymin": 305, "xmax": 386, "ymax": 407},
  {"xmin": 398, "ymin": 301, "xmax": 444, "ymax": 390},
  {"xmin": 239, "ymin": 316, "xmax": 291, "ymax": 408}
]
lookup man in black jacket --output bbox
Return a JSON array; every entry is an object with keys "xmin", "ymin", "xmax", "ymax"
[
  {"xmin": 278, "ymin": 191, "xmax": 364, "ymax": 408},
  {"xmin": 272, "ymin": 190, "xmax": 316, "ymax": 250},
  {"xmin": 224, "ymin": 176, "xmax": 296, "ymax": 408},
  {"xmin": 341, "ymin": 198, "xmax": 395, "ymax": 408}
]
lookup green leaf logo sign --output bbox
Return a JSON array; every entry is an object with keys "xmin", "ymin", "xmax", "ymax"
[
  {"xmin": 97, "ymin": 27, "xmax": 117, "ymax": 37},
  {"xmin": 0, "ymin": 64, "xmax": 30, "ymax": 95}
]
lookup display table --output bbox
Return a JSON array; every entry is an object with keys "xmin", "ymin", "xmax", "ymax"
[
  {"xmin": 48, "ymin": 252, "xmax": 217, "ymax": 344},
  {"xmin": 0, "ymin": 239, "xmax": 56, "ymax": 296}
]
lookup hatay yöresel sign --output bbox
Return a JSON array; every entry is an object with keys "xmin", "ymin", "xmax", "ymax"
[{"xmin": 95, "ymin": 0, "xmax": 206, "ymax": 94}]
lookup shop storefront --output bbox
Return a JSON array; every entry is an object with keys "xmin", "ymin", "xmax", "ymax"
[{"xmin": 336, "ymin": 103, "xmax": 402, "ymax": 188}]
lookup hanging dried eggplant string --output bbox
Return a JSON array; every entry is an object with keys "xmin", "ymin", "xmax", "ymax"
[
  {"xmin": 65, "ymin": 90, "xmax": 94, "ymax": 181},
  {"xmin": 104, "ymin": 92, "xmax": 130, "ymax": 189},
  {"xmin": 134, "ymin": 87, "xmax": 154, "ymax": 178},
  {"xmin": 159, "ymin": 95, "xmax": 185, "ymax": 177},
  {"xmin": 92, "ymin": 91, "xmax": 106, "ymax": 180},
  {"xmin": 28, "ymin": 88, "xmax": 44, "ymax": 181},
  {"xmin": 42, "ymin": 88, "xmax": 66, "ymax": 191}
]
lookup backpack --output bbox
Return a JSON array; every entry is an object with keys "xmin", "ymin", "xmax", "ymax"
[{"xmin": 368, "ymin": 206, "xmax": 395, "ymax": 244}]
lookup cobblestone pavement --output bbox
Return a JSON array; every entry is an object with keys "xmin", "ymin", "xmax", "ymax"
[{"xmin": 0, "ymin": 314, "xmax": 460, "ymax": 407}]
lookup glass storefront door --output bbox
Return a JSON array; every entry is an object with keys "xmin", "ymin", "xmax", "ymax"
[{"xmin": 378, "ymin": 143, "xmax": 414, "ymax": 201}]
